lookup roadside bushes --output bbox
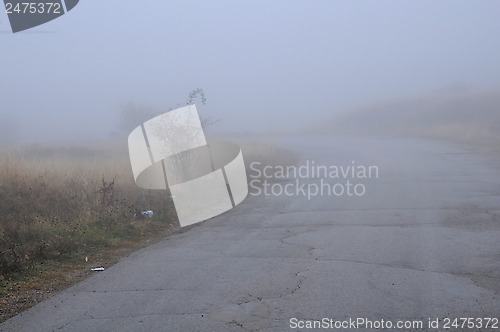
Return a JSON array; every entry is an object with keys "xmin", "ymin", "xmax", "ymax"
[
  {"xmin": 0, "ymin": 140, "xmax": 298, "ymax": 277},
  {"xmin": 0, "ymin": 144, "xmax": 176, "ymax": 276}
]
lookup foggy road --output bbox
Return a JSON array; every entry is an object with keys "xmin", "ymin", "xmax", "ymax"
[{"xmin": 1, "ymin": 136, "xmax": 499, "ymax": 331}]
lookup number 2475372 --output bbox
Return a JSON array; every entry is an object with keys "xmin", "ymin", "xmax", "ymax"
[{"xmin": 5, "ymin": 2, "xmax": 62, "ymax": 14}]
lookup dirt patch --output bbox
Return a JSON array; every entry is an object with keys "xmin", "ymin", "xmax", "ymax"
[{"xmin": 0, "ymin": 226, "xmax": 178, "ymax": 323}]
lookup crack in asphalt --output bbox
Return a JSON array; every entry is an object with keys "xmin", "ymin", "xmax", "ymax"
[{"xmin": 199, "ymin": 231, "xmax": 318, "ymax": 331}]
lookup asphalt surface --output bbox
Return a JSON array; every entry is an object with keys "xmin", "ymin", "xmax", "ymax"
[{"xmin": 1, "ymin": 136, "xmax": 499, "ymax": 331}]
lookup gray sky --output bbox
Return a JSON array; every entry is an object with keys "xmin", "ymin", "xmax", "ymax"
[{"xmin": 1, "ymin": 1, "xmax": 499, "ymax": 142}]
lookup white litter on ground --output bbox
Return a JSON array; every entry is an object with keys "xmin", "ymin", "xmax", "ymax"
[{"xmin": 141, "ymin": 210, "xmax": 154, "ymax": 217}]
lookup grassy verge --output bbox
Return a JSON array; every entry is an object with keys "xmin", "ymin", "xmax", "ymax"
[
  {"xmin": 0, "ymin": 138, "xmax": 298, "ymax": 322},
  {"xmin": 239, "ymin": 140, "xmax": 301, "ymax": 182},
  {"xmin": 0, "ymin": 141, "xmax": 178, "ymax": 322}
]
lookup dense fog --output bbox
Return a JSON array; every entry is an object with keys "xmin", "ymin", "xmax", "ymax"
[{"xmin": 1, "ymin": 1, "xmax": 499, "ymax": 143}]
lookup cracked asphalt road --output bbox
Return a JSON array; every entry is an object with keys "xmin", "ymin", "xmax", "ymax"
[{"xmin": 1, "ymin": 136, "xmax": 499, "ymax": 331}]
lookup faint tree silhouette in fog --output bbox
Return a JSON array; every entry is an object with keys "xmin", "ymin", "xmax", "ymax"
[
  {"xmin": 118, "ymin": 101, "xmax": 157, "ymax": 135},
  {"xmin": 118, "ymin": 88, "xmax": 219, "ymax": 136}
]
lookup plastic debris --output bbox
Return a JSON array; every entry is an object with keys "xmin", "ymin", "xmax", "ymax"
[
  {"xmin": 91, "ymin": 267, "xmax": 105, "ymax": 271},
  {"xmin": 133, "ymin": 210, "xmax": 154, "ymax": 217},
  {"xmin": 141, "ymin": 210, "xmax": 154, "ymax": 217}
]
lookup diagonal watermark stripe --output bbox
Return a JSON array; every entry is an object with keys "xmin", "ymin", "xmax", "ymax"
[{"xmin": 128, "ymin": 105, "xmax": 248, "ymax": 227}]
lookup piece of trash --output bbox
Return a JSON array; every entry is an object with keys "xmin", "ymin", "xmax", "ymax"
[
  {"xmin": 91, "ymin": 267, "xmax": 105, "ymax": 271},
  {"xmin": 141, "ymin": 210, "xmax": 154, "ymax": 217},
  {"xmin": 133, "ymin": 210, "xmax": 154, "ymax": 217}
]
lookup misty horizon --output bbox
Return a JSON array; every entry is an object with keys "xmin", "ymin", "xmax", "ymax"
[{"xmin": 1, "ymin": 1, "xmax": 499, "ymax": 143}]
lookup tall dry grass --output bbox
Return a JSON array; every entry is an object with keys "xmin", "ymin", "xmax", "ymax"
[
  {"xmin": 240, "ymin": 141, "xmax": 300, "ymax": 179},
  {"xmin": 0, "ymin": 139, "xmax": 299, "ymax": 280},
  {"xmin": 0, "ymin": 142, "xmax": 176, "ymax": 277}
]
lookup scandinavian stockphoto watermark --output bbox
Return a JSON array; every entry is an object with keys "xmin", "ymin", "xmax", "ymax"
[
  {"xmin": 3, "ymin": 0, "xmax": 79, "ymax": 33},
  {"xmin": 249, "ymin": 160, "xmax": 379, "ymax": 199},
  {"xmin": 289, "ymin": 317, "xmax": 499, "ymax": 330},
  {"xmin": 128, "ymin": 104, "xmax": 248, "ymax": 227}
]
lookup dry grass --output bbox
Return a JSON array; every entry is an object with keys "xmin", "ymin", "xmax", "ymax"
[
  {"xmin": 0, "ymin": 138, "xmax": 298, "ymax": 322},
  {"xmin": 0, "ymin": 142, "xmax": 177, "ymax": 294},
  {"xmin": 239, "ymin": 141, "xmax": 301, "ymax": 182},
  {"xmin": 241, "ymin": 141, "xmax": 299, "ymax": 170}
]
